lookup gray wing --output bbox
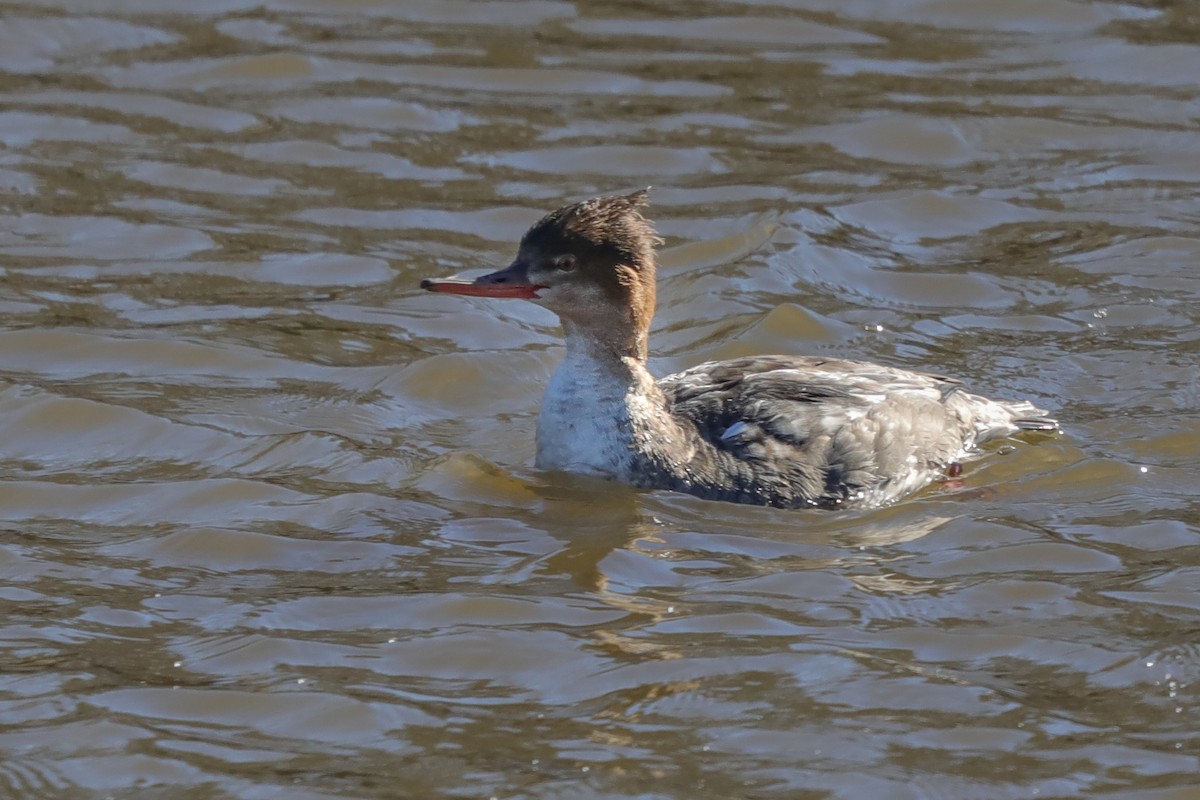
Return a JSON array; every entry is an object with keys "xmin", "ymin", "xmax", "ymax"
[{"xmin": 659, "ymin": 356, "xmax": 969, "ymax": 506}]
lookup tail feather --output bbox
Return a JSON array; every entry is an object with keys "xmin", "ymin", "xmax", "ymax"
[
  {"xmin": 1004, "ymin": 399, "xmax": 1059, "ymax": 432},
  {"xmin": 1014, "ymin": 416, "xmax": 1059, "ymax": 432},
  {"xmin": 966, "ymin": 396, "xmax": 1059, "ymax": 443}
]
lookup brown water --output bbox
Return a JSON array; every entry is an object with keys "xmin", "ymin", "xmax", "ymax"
[{"xmin": 1, "ymin": 1, "xmax": 1198, "ymax": 798}]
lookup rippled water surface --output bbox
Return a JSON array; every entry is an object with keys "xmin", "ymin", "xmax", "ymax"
[{"xmin": 2, "ymin": 1, "xmax": 1199, "ymax": 797}]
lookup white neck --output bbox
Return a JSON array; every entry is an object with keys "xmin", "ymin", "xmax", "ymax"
[{"xmin": 534, "ymin": 327, "xmax": 660, "ymax": 479}]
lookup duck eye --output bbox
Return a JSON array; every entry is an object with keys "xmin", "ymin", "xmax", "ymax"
[{"xmin": 553, "ymin": 255, "xmax": 576, "ymax": 272}]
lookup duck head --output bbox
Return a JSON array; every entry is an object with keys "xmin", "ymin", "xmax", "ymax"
[{"xmin": 422, "ymin": 190, "xmax": 662, "ymax": 359}]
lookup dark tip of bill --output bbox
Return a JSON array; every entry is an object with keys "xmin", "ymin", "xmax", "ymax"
[{"xmin": 419, "ymin": 279, "xmax": 433, "ymax": 289}]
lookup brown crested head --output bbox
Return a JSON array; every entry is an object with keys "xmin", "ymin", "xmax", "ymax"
[
  {"xmin": 516, "ymin": 190, "xmax": 661, "ymax": 358},
  {"xmin": 518, "ymin": 190, "xmax": 659, "ymax": 281},
  {"xmin": 421, "ymin": 190, "xmax": 663, "ymax": 359}
]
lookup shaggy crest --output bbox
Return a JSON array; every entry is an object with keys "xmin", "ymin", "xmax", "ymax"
[{"xmin": 519, "ymin": 189, "xmax": 662, "ymax": 269}]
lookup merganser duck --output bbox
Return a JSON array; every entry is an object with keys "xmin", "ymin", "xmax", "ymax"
[{"xmin": 421, "ymin": 191, "xmax": 1057, "ymax": 509}]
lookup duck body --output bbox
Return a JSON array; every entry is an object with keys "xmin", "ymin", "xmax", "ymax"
[
  {"xmin": 423, "ymin": 191, "xmax": 1057, "ymax": 509},
  {"xmin": 537, "ymin": 347, "xmax": 1052, "ymax": 509}
]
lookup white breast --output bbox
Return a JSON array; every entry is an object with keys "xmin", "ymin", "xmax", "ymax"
[{"xmin": 535, "ymin": 350, "xmax": 635, "ymax": 478}]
